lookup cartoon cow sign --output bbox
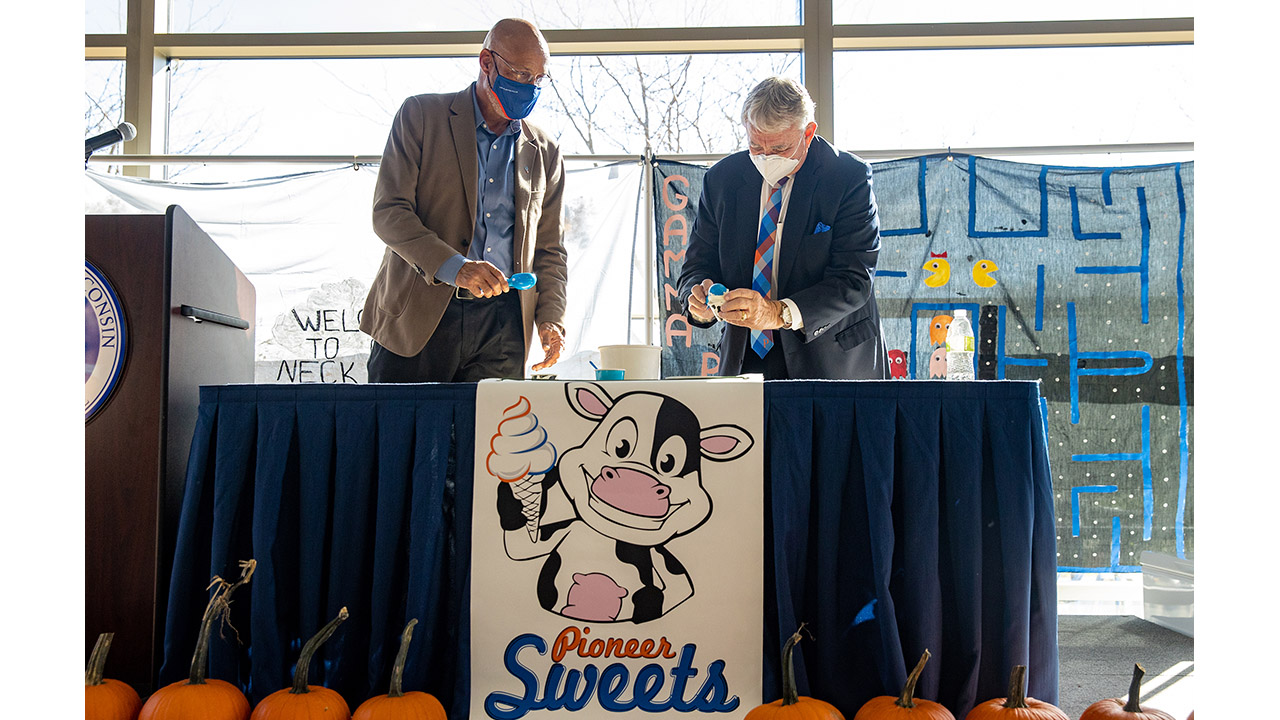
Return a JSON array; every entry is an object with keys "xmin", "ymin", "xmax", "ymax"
[{"xmin": 494, "ymin": 382, "xmax": 754, "ymax": 624}]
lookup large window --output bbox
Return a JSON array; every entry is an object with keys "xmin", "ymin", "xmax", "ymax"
[
  {"xmin": 541, "ymin": 53, "xmax": 800, "ymax": 155},
  {"xmin": 167, "ymin": 0, "xmax": 801, "ymax": 34},
  {"xmin": 85, "ymin": 60, "xmax": 126, "ymax": 141},
  {"xmin": 86, "ymin": 7, "xmax": 1192, "ymax": 166},
  {"xmin": 833, "ymin": 0, "xmax": 1193, "ymax": 24},
  {"xmin": 85, "ymin": 0, "xmax": 126, "ymax": 34},
  {"xmin": 832, "ymin": 44, "xmax": 1192, "ymax": 152},
  {"xmin": 160, "ymin": 52, "xmax": 800, "ymax": 160},
  {"xmin": 166, "ymin": 58, "xmax": 474, "ymax": 156}
]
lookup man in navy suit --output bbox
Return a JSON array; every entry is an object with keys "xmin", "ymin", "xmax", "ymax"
[{"xmin": 678, "ymin": 76, "xmax": 890, "ymax": 380}]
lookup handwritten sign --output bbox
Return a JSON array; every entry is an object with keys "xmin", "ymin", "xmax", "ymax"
[{"xmin": 255, "ymin": 278, "xmax": 370, "ymax": 383}]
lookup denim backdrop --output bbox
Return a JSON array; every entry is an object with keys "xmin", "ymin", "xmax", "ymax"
[{"xmin": 654, "ymin": 154, "xmax": 1194, "ymax": 571}]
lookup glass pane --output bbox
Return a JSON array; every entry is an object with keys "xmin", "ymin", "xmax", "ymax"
[
  {"xmin": 167, "ymin": 0, "xmax": 799, "ymax": 33},
  {"xmin": 165, "ymin": 58, "xmax": 475, "ymax": 157},
  {"xmin": 85, "ymin": 60, "xmax": 127, "ymax": 146},
  {"xmin": 86, "ymin": 0, "xmax": 126, "ymax": 33},
  {"xmin": 834, "ymin": 0, "xmax": 1192, "ymax": 24},
  {"xmin": 165, "ymin": 53, "xmax": 799, "ymax": 159},
  {"xmin": 833, "ymin": 45, "xmax": 1192, "ymax": 152},
  {"xmin": 540, "ymin": 52, "xmax": 800, "ymax": 155}
]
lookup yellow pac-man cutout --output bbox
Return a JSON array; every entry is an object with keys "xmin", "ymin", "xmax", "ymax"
[
  {"xmin": 922, "ymin": 254, "xmax": 950, "ymax": 287},
  {"xmin": 972, "ymin": 259, "xmax": 999, "ymax": 287}
]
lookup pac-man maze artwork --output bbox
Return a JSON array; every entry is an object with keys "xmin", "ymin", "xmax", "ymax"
[
  {"xmin": 652, "ymin": 155, "xmax": 1192, "ymax": 571},
  {"xmin": 872, "ymin": 155, "xmax": 1193, "ymax": 571}
]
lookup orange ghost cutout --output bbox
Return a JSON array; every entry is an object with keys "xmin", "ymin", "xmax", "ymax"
[{"xmin": 930, "ymin": 315, "xmax": 953, "ymax": 345}]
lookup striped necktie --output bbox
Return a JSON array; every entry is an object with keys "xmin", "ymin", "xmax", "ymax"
[{"xmin": 751, "ymin": 177, "xmax": 788, "ymax": 358}]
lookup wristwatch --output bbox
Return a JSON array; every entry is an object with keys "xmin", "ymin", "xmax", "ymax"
[{"xmin": 778, "ymin": 301, "xmax": 794, "ymax": 329}]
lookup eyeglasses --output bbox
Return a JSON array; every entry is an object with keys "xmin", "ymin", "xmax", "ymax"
[{"xmin": 488, "ymin": 49, "xmax": 552, "ymax": 87}]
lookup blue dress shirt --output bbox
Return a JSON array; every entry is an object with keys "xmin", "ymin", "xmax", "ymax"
[{"xmin": 435, "ymin": 85, "xmax": 520, "ymax": 285}]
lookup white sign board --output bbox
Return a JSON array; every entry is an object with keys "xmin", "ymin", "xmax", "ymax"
[{"xmin": 471, "ymin": 379, "xmax": 764, "ymax": 720}]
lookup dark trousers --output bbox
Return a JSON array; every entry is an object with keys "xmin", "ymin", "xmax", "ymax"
[
  {"xmin": 367, "ymin": 291, "xmax": 525, "ymax": 383},
  {"xmin": 739, "ymin": 336, "xmax": 789, "ymax": 379}
]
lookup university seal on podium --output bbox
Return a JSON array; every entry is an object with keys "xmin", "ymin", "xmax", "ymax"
[{"xmin": 85, "ymin": 261, "xmax": 127, "ymax": 421}]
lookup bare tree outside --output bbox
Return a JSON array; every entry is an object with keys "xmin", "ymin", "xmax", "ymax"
[
  {"xmin": 84, "ymin": 0, "xmax": 259, "ymax": 181},
  {"xmin": 520, "ymin": 0, "xmax": 798, "ymax": 154}
]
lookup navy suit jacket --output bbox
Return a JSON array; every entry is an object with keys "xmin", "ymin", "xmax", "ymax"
[{"xmin": 678, "ymin": 136, "xmax": 890, "ymax": 379}]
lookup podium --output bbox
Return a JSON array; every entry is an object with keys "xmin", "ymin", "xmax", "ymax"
[{"xmin": 85, "ymin": 206, "xmax": 255, "ymax": 694}]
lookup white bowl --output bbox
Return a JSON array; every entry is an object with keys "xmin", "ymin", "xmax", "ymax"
[{"xmin": 598, "ymin": 344, "xmax": 663, "ymax": 380}]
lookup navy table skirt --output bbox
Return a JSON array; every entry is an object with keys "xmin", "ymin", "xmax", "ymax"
[{"xmin": 159, "ymin": 380, "xmax": 1057, "ymax": 718}]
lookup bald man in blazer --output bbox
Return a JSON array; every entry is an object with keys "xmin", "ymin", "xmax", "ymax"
[{"xmin": 361, "ymin": 18, "xmax": 568, "ymax": 382}]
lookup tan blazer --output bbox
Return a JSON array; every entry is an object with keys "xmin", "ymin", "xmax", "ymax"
[{"xmin": 360, "ymin": 86, "xmax": 568, "ymax": 359}]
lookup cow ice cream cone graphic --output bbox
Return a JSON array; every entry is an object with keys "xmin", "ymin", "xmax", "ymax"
[
  {"xmin": 493, "ymin": 382, "xmax": 755, "ymax": 623},
  {"xmin": 486, "ymin": 396, "xmax": 558, "ymax": 541}
]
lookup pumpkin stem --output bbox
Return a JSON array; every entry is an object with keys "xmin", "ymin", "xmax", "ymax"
[
  {"xmin": 291, "ymin": 607, "xmax": 349, "ymax": 694},
  {"xmin": 388, "ymin": 618, "xmax": 419, "ymax": 699},
  {"xmin": 86, "ymin": 632, "xmax": 113, "ymax": 686},
  {"xmin": 1123, "ymin": 663, "xmax": 1145, "ymax": 713},
  {"xmin": 779, "ymin": 623, "xmax": 810, "ymax": 706},
  {"xmin": 1002, "ymin": 665, "xmax": 1029, "ymax": 709},
  {"xmin": 896, "ymin": 649, "xmax": 931, "ymax": 709},
  {"xmin": 190, "ymin": 559, "xmax": 257, "ymax": 685}
]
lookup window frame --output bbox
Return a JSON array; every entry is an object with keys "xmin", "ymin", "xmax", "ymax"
[{"xmin": 87, "ymin": 1, "xmax": 1192, "ymax": 171}]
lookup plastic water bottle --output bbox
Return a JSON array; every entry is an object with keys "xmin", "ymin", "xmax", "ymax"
[{"xmin": 945, "ymin": 309, "xmax": 975, "ymax": 381}]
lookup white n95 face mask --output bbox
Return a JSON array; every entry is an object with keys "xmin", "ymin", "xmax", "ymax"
[{"xmin": 750, "ymin": 152, "xmax": 800, "ymax": 187}]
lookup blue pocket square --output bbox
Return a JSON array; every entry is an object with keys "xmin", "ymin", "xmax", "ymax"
[{"xmin": 814, "ymin": 222, "xmax": 831, "ymax": 233}]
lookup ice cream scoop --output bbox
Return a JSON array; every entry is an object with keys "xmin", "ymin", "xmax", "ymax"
[
  {"xmin": 509, "ymin": 272, "xmax": 537, "ymax": 290},
  {"xmin": 707, "ymin": 283, "xmax": 728, "ymax": 319}
]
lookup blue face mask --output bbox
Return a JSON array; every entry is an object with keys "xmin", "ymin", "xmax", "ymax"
[{"xmin": 488, "ymin": 70, "xmax": 540, "ymax": 120}]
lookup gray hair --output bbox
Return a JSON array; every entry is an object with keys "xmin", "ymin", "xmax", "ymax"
[{"xmin": 740, "ymin": 76, "xmax": 815, "ymax": 134}]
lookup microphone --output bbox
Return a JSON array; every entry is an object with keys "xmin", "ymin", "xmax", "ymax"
[{"xmin": 85, "ymin": 122, "xmax": 137, "ymax": 159}]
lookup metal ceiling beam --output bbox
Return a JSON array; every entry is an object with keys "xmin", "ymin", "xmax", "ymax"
[
  {"xmin": 86, "ymin": 18, "xmax": 1192, "ymax": 60},
  {"xmin": 86, "ymin": 142, "xmax": 1194, "ymax": 167}
]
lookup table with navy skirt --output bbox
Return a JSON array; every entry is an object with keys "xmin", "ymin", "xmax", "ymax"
[{"xmin": 158, "ymin": 380, "xmax": 1058, "ymax": 718}]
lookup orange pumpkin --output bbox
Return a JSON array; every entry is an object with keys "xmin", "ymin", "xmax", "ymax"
[
  {"xmin": 1079, "ymin": 664, "xmax": 1175, "ymax": 720},
  {"xmin": 963, "ymin": 665, "xmax": 1068, "ymax": 720},
  {"xmin": 250, "ymin": 607, "xmax": 351, "ymax": 720},
  {"xmin": 139, "ymin": 560, "xmax": 257, "ymax": 720},
  {"xmin": 352, "ymin": 619, "xmax": 447, "ymax": 720},
  {"xmin": 86, "ymin": 632, "xmax": 142, "ymax": 720},
  {"xmin": 745, "ymin": 625, "xmax": 845, "ymax": 720},
  {"xmin": 854, "ymin": 650, "xmax": 955, "ymax": 720}
]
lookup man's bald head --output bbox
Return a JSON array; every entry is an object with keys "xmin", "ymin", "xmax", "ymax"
[{"xmin": 483, "ymin": 18, "xmax": 549, "ymax": 62}]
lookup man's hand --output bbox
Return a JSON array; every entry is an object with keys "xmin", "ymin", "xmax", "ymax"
[
  {"xmin": 455, "ymin": 260, "xmax": 509, "ymax": 297},
  {"xmin": 531, "ymin": 322, "xmax": 565, "ymax": 371},
  {"xmin": 720, "ymin": 289, "xmax": 786, "ymax": 330},
  {"xmin": 688, "ymin": 278, "xmax": 716, "ymax": 323}
]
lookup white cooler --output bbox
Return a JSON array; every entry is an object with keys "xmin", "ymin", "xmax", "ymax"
[{"xmin": 1140, "ymin": 551, "xmax": 1193, "ymax": 637}]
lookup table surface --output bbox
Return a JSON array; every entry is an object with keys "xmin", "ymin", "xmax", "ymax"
[{"xmin": 159, "ymin": 380, "xmax": 1058, "ymax": 718}]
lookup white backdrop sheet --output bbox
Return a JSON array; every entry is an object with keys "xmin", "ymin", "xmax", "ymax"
[{"xmin": 86, "ymin": 161, "xmax": 643, "ymax": 382}]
